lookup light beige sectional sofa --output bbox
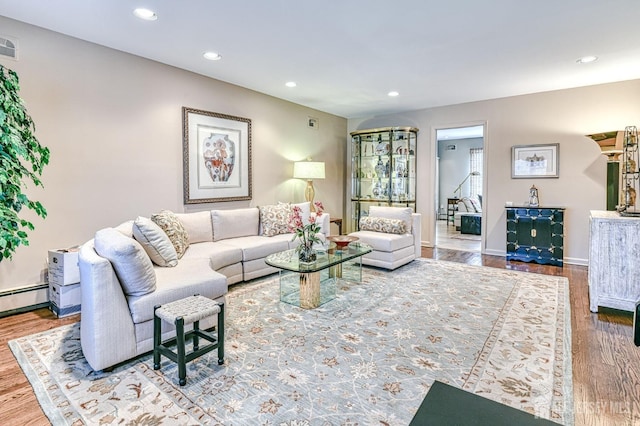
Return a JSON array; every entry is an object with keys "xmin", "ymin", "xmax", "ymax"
[{"xmin": 79, "ymin": 204, "xmax": 328, "ymax": 371}]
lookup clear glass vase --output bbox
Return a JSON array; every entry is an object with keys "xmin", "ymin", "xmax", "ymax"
[{"xmin": 298, "ymin": 243, "xmax": 317, "ymax": 263}]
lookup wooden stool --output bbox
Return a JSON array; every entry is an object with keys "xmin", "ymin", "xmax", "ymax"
[{"xmin": 153, "ymin": 295, "xmax": 224, "ymax": 386}]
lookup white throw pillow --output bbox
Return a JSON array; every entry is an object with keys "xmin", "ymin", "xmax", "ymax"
[
  {"xmin": 211, "ymin": 208, "xmax": 259, "ymax": 241},
  {"xmin": 368, "ymin": 206, "xmax": 412, "ymax": 233},
  {"xmin": 94, "ymin": 228, "xmax": 156, "ymax": 297},
  {"xmin": 132, "ymin": 216, "xmax": 178, "ymax": 267}
]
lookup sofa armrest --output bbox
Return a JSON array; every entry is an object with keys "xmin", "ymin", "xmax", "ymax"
[
  {"xmin": 411, "ymin": 213, "xmax": 422, "ymax": 257},
  {"xmin": 79, "ymin": 240, "xmax": 137, "ymax": 371}
]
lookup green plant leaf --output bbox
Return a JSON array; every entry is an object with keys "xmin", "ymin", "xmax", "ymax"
[{"xmin": 0, "ymin": 65, "xmax": 49, "ymax": 262}]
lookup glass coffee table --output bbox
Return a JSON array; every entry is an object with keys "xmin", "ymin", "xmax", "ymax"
[{"xmin": 265, "ymin": 242, "xmax": 372, "ymax": 309}]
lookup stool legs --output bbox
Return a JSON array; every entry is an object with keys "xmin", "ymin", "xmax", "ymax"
[
  {"xmin": 153, "ymin": 305, "xmax": 161, "ymax": 370},
  {"xmin": 218, "ymin": 303, "xmax": 225, "ymax": 365},
  {"xmin": 175, "ymin": 317, "xmax": 186, "ymax": 386}
]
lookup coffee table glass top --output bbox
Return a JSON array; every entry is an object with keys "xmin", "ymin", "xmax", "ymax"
[{"xmin": 265, "ymin": 242, "xmax": 372, "ymax": 273}]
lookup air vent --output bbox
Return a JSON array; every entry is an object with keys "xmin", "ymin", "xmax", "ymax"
[{"xmin": 0, "ymin": 36, "xmax": 18, "ymax": 60}]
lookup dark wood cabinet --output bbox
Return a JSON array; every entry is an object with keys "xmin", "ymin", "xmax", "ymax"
[{"xmin": 506, "ymin": 207, "xmax": 565, "ymax": 266}]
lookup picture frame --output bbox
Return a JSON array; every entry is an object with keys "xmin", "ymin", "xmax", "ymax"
[
  {"xmin": 511, "ymin": 143, "xmax": 559, "ymax": 178},
  {"xmin": 182, "ymin": 107, "xmax": 252, "ymax": 203}
]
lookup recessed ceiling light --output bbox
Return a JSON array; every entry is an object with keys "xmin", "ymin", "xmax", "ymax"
[
  {"xmin": 133, "ymin": 8, "xmax": 157, "ymax": 21},
  {"xmin": 388, "ymin": 91, "xmax": 399, "ymax": 97},
  {"xmin": 203, "ymin": 51, "xmax": 222, "ymax": 61},
  {"xmin": 577, "ymin": 55, "xmax": 598, "ymax": 64},
  {"xmin": 285, "ymin": 81, "xmax": 297, "ymax": 88}
]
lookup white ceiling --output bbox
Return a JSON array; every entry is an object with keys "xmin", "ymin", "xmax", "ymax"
[{"xmin": 1, "ymin": 0, "xmax": 639, "ymax": 119}]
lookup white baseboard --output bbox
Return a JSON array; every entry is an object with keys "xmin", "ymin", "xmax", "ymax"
[{"xmin": 0, "ymin": 285, "xmax": 49, "ymax": 315}]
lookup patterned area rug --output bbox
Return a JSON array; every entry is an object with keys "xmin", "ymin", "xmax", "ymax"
[{"xmin": 9, "ymin": 258, "xmax": 573, "ymax": 425}]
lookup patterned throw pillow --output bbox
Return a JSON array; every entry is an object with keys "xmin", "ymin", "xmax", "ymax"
[
  {"xmin": 359, "ymin": 216, "xmax": 407, "ymax": 234},
  {"xmin": 151, "ymin": 210, "xmax": 190, "ymax": 258},
  {"xmin": 260, "ymin": 204, "xmax": 291, "ymax": 237}
]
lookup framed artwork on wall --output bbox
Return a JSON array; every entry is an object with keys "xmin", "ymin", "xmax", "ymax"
[
  {"xmin": 182, "ymin": 107, "xmax": 252, "ymax": 203},
  {"xmin": 511, "ymin": 143, "xmax": 559, "ymax": 178}
]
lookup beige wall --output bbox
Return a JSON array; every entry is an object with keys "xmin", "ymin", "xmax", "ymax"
[
  {"xmin": 0, "ymin": 17, "xmax": 347, "ymax": 296},
  {"xmin": 349, "ymin": 79, "xmax": 640, "ymax": 265}
]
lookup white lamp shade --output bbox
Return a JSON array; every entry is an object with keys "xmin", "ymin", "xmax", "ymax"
[{"xmin": 293, "ymin": 161, "xmax": 325, "ymax": 179}]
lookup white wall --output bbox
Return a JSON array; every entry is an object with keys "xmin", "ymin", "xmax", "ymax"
[
  {"xmin": 0, "ymin": 17, "xmax": 347, "ymax": 298},
  {"xmin": 349, "ymin": 79, "xmax": 640, "ymax": 265}
]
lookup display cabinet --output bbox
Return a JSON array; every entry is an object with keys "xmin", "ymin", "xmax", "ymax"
[
  {"xmin": 620, "ymin": 125, "xmax": 639, "ymax": 216},
  {"xmin": 505, "ymin": 206, "xmax": 565, "ymax": 267},
  {"xmin": 349, "ymin": 127, "xmax": 418, "ymax": 231}
]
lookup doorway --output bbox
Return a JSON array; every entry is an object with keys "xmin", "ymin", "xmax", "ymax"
[{"xmin": 435, "ymin": 125, "xmax": 484, "ymax": 252}]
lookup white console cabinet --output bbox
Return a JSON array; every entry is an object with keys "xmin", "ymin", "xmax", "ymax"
[{"xmin": 588, "ymin": 210, "xmax": 640, "ymax": 312}]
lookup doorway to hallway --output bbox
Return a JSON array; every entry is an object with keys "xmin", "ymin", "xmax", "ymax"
[{"xmin": 435, "ymin": 125, "xmax": 484, "ymax": 252}]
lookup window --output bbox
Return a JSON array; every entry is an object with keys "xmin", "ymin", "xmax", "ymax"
[{"xmin": 469, "ymin": 148, "xmax": 483, "ymax": 198}]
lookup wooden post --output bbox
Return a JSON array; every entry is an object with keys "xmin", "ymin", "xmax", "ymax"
[{"xmin": 299, "ymin": 272, "xmax": 320, "ymax": 309}]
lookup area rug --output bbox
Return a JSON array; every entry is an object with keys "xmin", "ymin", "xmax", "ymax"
[{"xmin": 9, "ymin": 258, "xmax": 573, "ymax": 425}]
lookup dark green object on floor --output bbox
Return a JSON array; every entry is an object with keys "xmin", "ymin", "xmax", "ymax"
[
  {"xmin": 460, "ymin": 214, "xmax": 481, "ymax": 235},
  {"xmin": 409, "ymin": 381, "xmax": 560, "ymax": 425}
]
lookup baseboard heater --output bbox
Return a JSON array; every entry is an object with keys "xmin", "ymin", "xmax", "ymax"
[{"xmin": 0, "ymin": 284, "xmax": 50, "ymax": 318}]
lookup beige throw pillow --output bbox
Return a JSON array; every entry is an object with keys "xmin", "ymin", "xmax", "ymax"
[
  {"xmin": 132, "ymin": 216, "xmax": 178, "ymax": 267},
  {"xmin": 359, "ymin": 216, "xmax": 407, "ymax": 234},
  {"xmin": 151, "ymin": 210, "xmax": 190, "ymax": 258},
  {"xmin": 94, "ymin": 228, "xmax": 157, "ymax": 297}
]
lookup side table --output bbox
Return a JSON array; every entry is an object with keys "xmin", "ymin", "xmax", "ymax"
[
  {"xmin": 330, "ymin": 217, "xmax": 343, "ymax": 234},
  {"xmin": 447, "ymin": 198, "xmax": 458, "ymax": 226}
]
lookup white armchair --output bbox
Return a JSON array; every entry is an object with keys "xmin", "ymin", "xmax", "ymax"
[{"xmin": 348, "ymin": 206, "xmax": 421, "ymax": 270}]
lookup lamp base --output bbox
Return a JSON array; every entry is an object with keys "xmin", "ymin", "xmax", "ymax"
[{"xmin": 305, "ymin": 180, "xmax": 316, "ymax": 212}]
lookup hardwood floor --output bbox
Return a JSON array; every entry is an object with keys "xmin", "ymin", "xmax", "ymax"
[{"xmin": 1, "ymin": 249, "xmax": 638, "ymax": 425}]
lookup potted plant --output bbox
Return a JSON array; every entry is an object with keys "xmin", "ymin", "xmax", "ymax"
[{"xmin": 0, "ymin": 64, "xmax": 49, "ymax": 261}]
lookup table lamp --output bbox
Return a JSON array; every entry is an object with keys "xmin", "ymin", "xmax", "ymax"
[{"xmin": 293, "ymin": 160, "xmax": 325, "ymax": 211}]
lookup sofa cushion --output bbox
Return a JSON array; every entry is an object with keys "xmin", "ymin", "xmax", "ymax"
[
  {"xmin": 94, "ymin": 228, "xmax": 156, "ymax": 297},
  {"xmin": 151, "ymin": 210, "xmax": 190, "ymax": 258},
  {"xmin": 127, "ymin": 257, "xmax": 227, "ymax": 324},
  {"xmin": 222, "ymin": 235, "xmax": 289, "ymax": 261},
  {"xmin": 180, "ymin": 241, "xmax": 243, "ymax": 270},
  {"xmin": 132, "ymin": 217, "xmax": 178, "ymax": 267},
  {"xmin": 175, "ymin": 211, "xmax": 213, "ymax": 244},
  {"xmin": 368, "ymin": 206, "xmax": 413, "ymax": 233},
  {"xmin": 348, "ymin": 230, "xmax": 414, "ymax": 253},
  {"xmin": 359, "ymin": 216, "xmax": 407, "ymax": 234},
  {"xmin": 211, "ymin": 208, "xmax": 259, "ymax": 241},
  {"xmin": 260, "ymin": 204, "xmax": 292, "ymax": 236}
]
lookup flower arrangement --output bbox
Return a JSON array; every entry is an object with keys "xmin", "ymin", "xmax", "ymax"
[{"xmin": 289, "ymin": 201, "xmax": 324, "ymax": 262}]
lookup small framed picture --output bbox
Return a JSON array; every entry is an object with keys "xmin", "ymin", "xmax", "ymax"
[{"xmin": 512, "ymin": 143, "xmax": 559, "ymax": 178}]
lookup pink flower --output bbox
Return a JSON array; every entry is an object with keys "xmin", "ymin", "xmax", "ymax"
[{"xmin": 288, "ymin": 201, "xmax": 325, "ymax": 253}]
